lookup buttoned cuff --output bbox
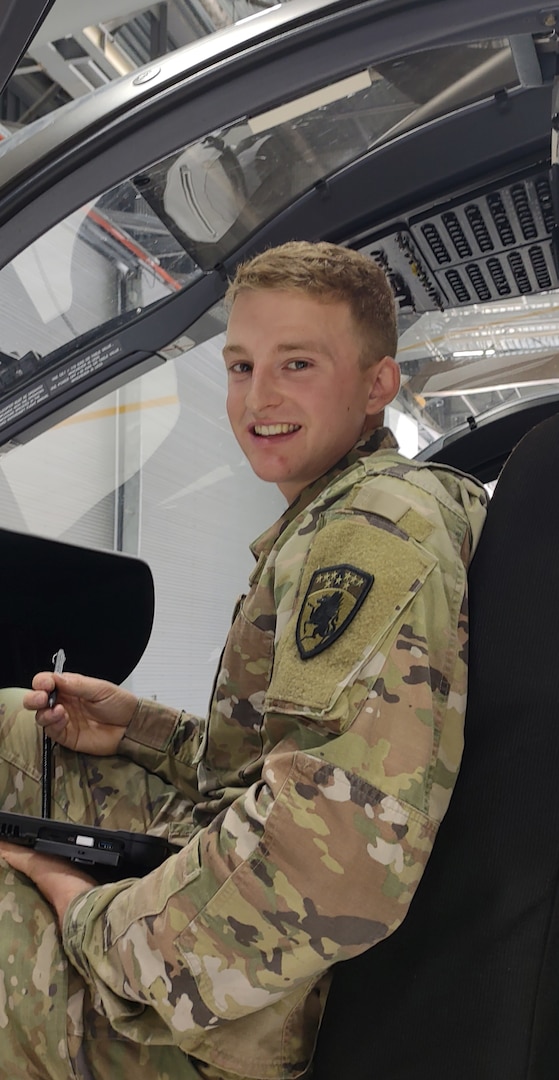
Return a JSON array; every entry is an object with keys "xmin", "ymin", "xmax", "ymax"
[{"xmin": 122, "ymin": 698, "xmax": 180, "ymax": 750}]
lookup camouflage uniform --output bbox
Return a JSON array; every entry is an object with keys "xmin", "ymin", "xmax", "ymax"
[{"xmin": 0, "ymin": 428, "xmax": 486, "ymax": 1080}]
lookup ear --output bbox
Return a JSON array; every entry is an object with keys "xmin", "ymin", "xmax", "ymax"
[{"xmin": 364, "ymin": 356, "xmax": 401, "ymax": 416}]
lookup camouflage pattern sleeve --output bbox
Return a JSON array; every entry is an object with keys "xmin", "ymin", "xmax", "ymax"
[
  {"xmin": 61, "ymin": 474, "xmax": 484, "ymax": 1080},
  {"xmin": 119, "ymin": 698, "xmax": 204, "ymax": 801}
]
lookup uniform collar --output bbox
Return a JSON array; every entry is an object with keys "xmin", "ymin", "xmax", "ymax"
[{"xmin": 250, "ymin": 426, "xmax": 398, "ymax": 560}]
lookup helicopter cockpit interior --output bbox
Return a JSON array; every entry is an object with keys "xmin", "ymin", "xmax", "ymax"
[{"xmin": 1, "ymin": 4, "xmax": 559, "ymax": 1075}]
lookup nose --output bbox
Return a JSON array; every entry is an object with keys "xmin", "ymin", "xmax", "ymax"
[{"xmin": 245, "ymin": 366, "xmax": 282, "ymax": 412}]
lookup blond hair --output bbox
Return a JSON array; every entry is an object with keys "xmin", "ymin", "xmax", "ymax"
[{"xmin": 225, "ymin": 241, "xmax": 398, "ymax": 367}]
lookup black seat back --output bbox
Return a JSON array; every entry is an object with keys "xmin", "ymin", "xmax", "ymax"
[
  {"xmin": 313, "ymin": 412, "xmax": 559, "ymax": 1080},
  {"xmin": 0, "ymin": 528, "xmax": 154, "ymax": 687}
]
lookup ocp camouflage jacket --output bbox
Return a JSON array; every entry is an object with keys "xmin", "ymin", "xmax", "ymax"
[{"xmin": 63, "ymin": 428, "xmax": 487, "ymax": 1079}]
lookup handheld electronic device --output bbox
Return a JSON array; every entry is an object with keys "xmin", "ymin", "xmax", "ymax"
[{"xmin": 0, "ymin": 647, "xmax": 176, "ymax": 881}]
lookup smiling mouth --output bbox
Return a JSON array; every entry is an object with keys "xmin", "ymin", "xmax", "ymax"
[{"xmin": 252, "ymin": 423, "xmax": 301, "ymax": 436}]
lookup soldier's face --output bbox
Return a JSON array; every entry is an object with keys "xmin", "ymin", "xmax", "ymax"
[{"xmin": 224, "ymin": 288, "xmax": 394, "ymax": 502}]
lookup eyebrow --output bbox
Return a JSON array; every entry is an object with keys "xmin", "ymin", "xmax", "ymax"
[
  {"xmin": 276, "ymin": 341, "xmax": 332, "ymax": 356},
  {"xmin": 222, "ymin": 340, "xmax": 333, "ymax": 359},
  {"xmin": 222, "ymin": 344, "xmax": 246, "ymax": 359}
]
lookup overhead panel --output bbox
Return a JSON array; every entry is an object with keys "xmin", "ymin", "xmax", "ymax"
[
  {"xmin": 359, "ymin": 169, "xmax": 558, "ymax": 315},
  {"xmin": 412, "ymin": 173, "xmax": 556, "ymax": 303}
]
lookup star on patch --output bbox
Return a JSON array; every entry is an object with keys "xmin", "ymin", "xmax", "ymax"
[{"xmin": 296, "ymin": 564, "xmax": 374, "ymax": 659}]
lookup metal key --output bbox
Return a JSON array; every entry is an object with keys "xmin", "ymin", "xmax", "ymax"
[
  {"xmin": 48, "ymin": 648, "xmax": 66, "ymax": 709},
  {"xmin": 42, "ymin": 648, "xmax": 66, "ymax": 818}
]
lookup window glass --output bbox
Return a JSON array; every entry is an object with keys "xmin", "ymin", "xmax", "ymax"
[
  {"xmin": 135, "ymin": 40, "xmax": 517, "ymax": 268},
  {"xmin": 0, "ymin": 181, "xmax": 200, "ymax": 395},
  {"xmin": 0, "ymin": 328, "xmax": 282, "ymax": 710}
]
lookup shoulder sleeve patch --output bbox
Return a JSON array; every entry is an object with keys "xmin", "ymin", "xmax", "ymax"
[
  {"xmin": 296, "ymin": 565, "xmax": 374, "ymax": 659},
  {"xmin": 266, "ymin": 518, "xmax": 437, "ymax": 723}
]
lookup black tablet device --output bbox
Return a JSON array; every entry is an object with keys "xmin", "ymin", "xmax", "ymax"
[{"xmin": 0, "ymin": 811, "xmax": 176, "ymax": 881}]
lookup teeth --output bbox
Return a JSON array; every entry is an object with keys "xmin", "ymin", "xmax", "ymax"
[{"xmin": 254, "ymin": 423, "xmax": 300, "ymax": 436}]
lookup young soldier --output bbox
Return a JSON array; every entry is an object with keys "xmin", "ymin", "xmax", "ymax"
[{"xmin": 0, "ymin": 241, "xmax": 486, "ymax": 1080}]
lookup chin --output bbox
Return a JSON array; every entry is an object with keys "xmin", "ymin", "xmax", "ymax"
[{"xmin": 249, "ymin": 463, "xmax": 284, "ymax": 484}]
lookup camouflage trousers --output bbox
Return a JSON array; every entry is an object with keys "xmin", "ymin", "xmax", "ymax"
[{"xmin": 0, "ymin": 689, "xmax": 204, "ymax": 1080}]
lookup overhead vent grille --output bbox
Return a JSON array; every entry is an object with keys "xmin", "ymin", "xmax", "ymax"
[
  {"xmin": 487, "ymin": 192, "xmax": 516, "ymax": 246},
  {"xmin": 465, "ymin": 205, "xmax": 493, "ymax": 253},
  {"xmin": 420, "ymin": 223, "xmax": 450, "ymax": 264},
  {"xmin": 359, "ymin": 170, "xmax": 558, "ymax": 314},
  {"xmin": 445, "ymin": 268, "xmax": 471, "ymax": 304},
  {"xmin": 511, "ymin": 183, "xmax": 538, "ymax": 240},
  {"xmin": 465, "ymin": 262, "xmax": 491, "ymax": 302},
  {"xmin": 410, "ymin": 172, "xmax": 558, "ymax": 307},
  {"xmin": 536, "ymin": 177, "xmax": 555, "ymax": 232},
  {"xmin": 507, "ymin": 250, "xmax": 531, "ymax": 293},
  {"xmin": 486, "ymin": 256, "xmax": 511, "ymax": 296},
  {"xmin": 529, "ymin": 244, "xmax": 552, "ymax": 290},
  {"xmin": 441, "ymin": 212, "xmax": 472, "ymax": 260}
]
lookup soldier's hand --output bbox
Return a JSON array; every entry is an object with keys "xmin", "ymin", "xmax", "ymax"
[
  {"xmin": 23, "ymin": 671, "xmax": 138, "ymax": 756},
  {"xmin": 0, "ymin": 841, "xmax": 96, "ymax": 927}
]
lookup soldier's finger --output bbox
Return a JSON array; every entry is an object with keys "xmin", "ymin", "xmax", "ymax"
[
  {"xmin": 22, "ymin": 687, "xmax": 51, "ymax": 711},
  {"xmin": 30, "ymin": 671, "xmax": 56, "ymax": 693}
]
